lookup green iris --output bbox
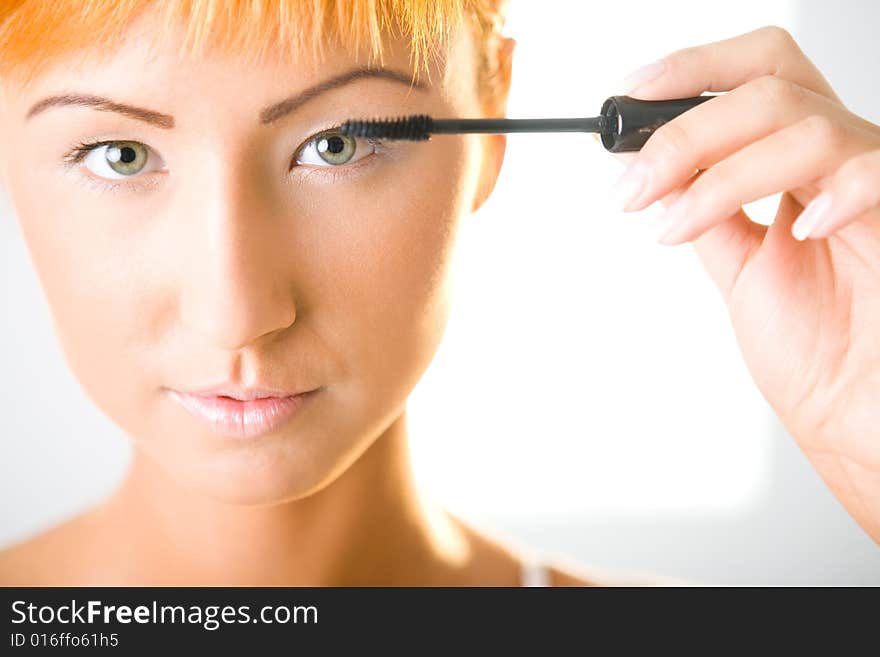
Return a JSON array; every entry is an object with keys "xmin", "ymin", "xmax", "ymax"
[
  {"xmin": 315, "ymin": 133, "xmax": 356, "ymax": 165},
  {"xmin": 104, "ymin": 141, "xmax": 149, "ymax": 175}
]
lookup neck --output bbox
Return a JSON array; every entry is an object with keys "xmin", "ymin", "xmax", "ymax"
[{"xmin": 94, "ymin": 411, "xmax": 471, "ymax": 585}]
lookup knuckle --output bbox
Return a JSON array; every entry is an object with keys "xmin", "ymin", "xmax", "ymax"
[
  {"xmin": 838, "ymin": 153, "xmax": 880, "ymax": 200},
  {"xmin": 759, "ymin": 25, "xmax": 799, "ymax": 54},
  {"xmin": 693, "ymin": 163, "xmax": 741, "ymax": 212},
  {"xmin": 687, "ymin": 174, "xmax": 721, "ymax": 212},
  {"xmin": 800, "ymin": 114, "xmax": 846, "ymax": 150},
  {"xmin": 664, "ymin": 46, "xmax": 701, "ymax": 77},
  {"xmin": 838, "ymin": 174, "xmax": 872, "ymax": 206},
  {"xmin": 751, "ymin": 74, "xmax": 806, "ymax": 108},
  {"xmin": 643, "ymin": 119, "xmax": 691, "ymax": 165}
]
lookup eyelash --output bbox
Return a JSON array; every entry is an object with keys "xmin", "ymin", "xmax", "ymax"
[{"xmin": 61, "ymin": 128, "xmax": 389, "ymax": 194}]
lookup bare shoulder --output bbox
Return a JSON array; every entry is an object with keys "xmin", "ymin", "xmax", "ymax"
[
  {"xmin": 442, "ymin": 510, "xmax": 671, "ymax": 587},
  {"xmin": 540, "ymin": 557, "xmax": 626, "ymax": 587},
  {"xmin": 0, "ymin": 511, "xmax": 100, "ymax": 586},
  {"xmin": 545, "ymin": 563, "xmax": 600, "ymax": 586},
  {"xmin": 528, "ymin": 549, "xmax": 691, "ymax": 586},
  {"xmin": 545, "ymin": 561, "xmax": 690, "ymax": 587}
]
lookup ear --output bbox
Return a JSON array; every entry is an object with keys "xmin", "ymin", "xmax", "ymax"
[
  {"xmin": 0, "ymin": 97, "xmax": 6, "ymax": 187},
  {"xmin": 470, "ymin": 37, "xmax": 516, "ymax": 214},
  {"xmin": 470, "ymin": 133, "xmax": 506, "ymax": 214}
]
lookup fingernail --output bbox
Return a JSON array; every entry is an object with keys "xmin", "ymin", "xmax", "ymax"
[
  {"xmin": 621, "ymin": 59, "xmax": 666, "ymax": 95},
  {"xmin": 655, "ymin": 196, "xmax": 694, "ymax": 244},
  {"xmin": 610, "ymin": 161, "xmax": 649, "ymax": 211},
  {"xmin": 792, "ymin": 192, "xmax": 833, "ymax": 241}
]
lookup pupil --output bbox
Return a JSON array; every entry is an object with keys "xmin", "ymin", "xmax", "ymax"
[
  {"xmin": 120, "ymin": 146, "xmax": 136, "ymax": 163},
  {"xmin": 326, "ymin": 136, "xmax": 345, "ymax": 154}
]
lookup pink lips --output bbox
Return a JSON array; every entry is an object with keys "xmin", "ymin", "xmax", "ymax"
[{"xmin": 167, "ymin": 388, "xmax": 319, "ymax": 439}]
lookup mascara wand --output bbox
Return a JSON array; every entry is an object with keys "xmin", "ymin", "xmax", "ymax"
[{"xmin": 340, "ymin": 95, "xmax": 713, "ymax": 153}]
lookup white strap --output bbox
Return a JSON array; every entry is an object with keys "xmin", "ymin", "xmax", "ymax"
[{"xmin": 521, "ymin": 559, "xmax": 551, "ymax": 587}]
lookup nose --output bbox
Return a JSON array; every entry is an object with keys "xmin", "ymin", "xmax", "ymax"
[{"xmin": 179, "ymin": 166, "xmax": 297, "ymax": 351}]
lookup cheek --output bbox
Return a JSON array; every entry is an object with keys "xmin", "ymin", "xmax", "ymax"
[
  {"xmin": 6, "ymin": 166, "xmax": 156, "ymax": 428},
  {"xmin": 4, "ymin": 132, "xmax": 481, "ymax": 503},
  {"xmin": 299, "ymin": 137, "xmax": 479, "ymax": 410}
]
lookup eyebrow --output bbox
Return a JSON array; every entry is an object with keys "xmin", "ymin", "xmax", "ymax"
[{"xmin": 24, "ymin": 67, "xmax": 427, "ymax": 129}]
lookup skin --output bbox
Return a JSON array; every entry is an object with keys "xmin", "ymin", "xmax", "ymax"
[
  {"xmin": 612, "ymin": 26, "xmax": 880, "ymax": 544},
  {"xmin": 0, "ymin": 7, "xmax": 595, "ymax": 586},
  {"xmin": 2, "ymin": 17, "xmax": 876, "ymax": 585}
]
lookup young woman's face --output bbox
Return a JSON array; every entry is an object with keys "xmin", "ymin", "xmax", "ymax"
[{"xmin": 0, "ymin": 10, "xmax": 501, "ymax": 503}]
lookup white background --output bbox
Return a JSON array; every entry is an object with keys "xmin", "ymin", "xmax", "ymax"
[{"xmin": 2, "ymin": 0, "xmax": 879, "ymax": 583}]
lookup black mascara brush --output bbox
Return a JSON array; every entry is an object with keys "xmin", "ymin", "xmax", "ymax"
[{"xmin": 340, "ymin": 95, "xmax": 713, "ymax": 152}]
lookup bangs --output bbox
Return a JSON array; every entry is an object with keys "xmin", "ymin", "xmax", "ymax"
[{"xmin": 0, "ymin": 0, "xmax": 507, "ymax": 91}]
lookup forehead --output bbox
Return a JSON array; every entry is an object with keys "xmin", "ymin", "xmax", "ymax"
[{"xmin": 10, "ymin": 5, "xmax": 476, "ymax": 108}]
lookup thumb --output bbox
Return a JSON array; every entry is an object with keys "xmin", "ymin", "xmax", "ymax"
[
  {"xmin": 610, "ymin": 151, "xmax": 637, "ymax": 168},
  {"xmin": 660, "ymin": 176, "xmax": 768, "ymax": 304},
  {"xmin": 690, "ymin": 205, "xmax": 767, "ymax": 305}
]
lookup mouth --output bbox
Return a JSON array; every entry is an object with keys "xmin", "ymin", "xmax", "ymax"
[
  {"xmin": 166, "ymin": 387, "xmax": 321, "ymax": 439},
  {"xmin": 184, "ymin": 385, "xmax": 309, "ymax": 401}
]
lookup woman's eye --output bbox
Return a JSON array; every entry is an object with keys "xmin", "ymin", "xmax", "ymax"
[
  {"xmin": 66, "ymin": 131, "xmax": 379, "ymax": 190},
  {"xmin": 295, "ymin": 132, "xmax": 378, "ymax": 167},
  {"xmin": 80, "ymin": 141, "xmax": 163, "ymax": 180}
]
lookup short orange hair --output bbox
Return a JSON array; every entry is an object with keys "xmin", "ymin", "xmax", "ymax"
[{"xmin": 0, "ymin": 0, "xmax": 510, "ymax": 104}]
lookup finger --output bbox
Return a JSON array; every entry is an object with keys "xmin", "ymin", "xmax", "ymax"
[
  {"xmin": 623, "ymin": 25, "xmax": 839, "ymax": 102},
  {"xmin": 609, "ymin": 151, "xmax": 637, "ymax": 167},
  {"xmin": 690, "ymin": 207, "xmax": 766, "ymax": 305},
  {"xmin": 610, "ymin": 151, "xmax": 692, "ymax": 217},
  {"xmin": 652, "ymin": 114, "xmax": 874, "ymax": 246},
  {"xmin": 663, "ymin": 171, "xmax": 767, "ymax": 303},
  {"xmin": 607, "ymin": 150, "xmax": 639, "ymax": 205},
  {"xmin": 792, "ymin": 148, "xmax": 880, "ymax": 240},
  {"xmin": 631, "ymin": 169, "xmax": 768, "ymax": 305},
  {"xmin": 611, "ymin": 77, "xmax": 852, "ymax": 213}
]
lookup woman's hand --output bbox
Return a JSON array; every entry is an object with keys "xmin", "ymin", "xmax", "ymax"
[{"xmin": 611, "ymin": 26, "xmax": 880, "ymax": 544}]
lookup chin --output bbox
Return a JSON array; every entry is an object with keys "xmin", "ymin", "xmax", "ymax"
[{"xmin": 150, "ymin": 429, "xmax": 368, "ymax": 507}]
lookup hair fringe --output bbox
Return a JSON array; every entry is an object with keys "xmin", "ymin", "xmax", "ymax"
[{"xmin": 0, "ymin": 0, "xmax": 508, "ymax": 95}]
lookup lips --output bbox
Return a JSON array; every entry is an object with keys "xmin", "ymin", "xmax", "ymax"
[
  {"xmin": 167, "ymin": 388, "xmax": 319, "ymax": 439},
  {"xmin": 185, "ymin": 385, "xmax": 304, "ymax": 401}
]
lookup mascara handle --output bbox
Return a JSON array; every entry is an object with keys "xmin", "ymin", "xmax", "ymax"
[{"xmin": 600, "ymin": 95, "xmax": 713, "ymax": 152}]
